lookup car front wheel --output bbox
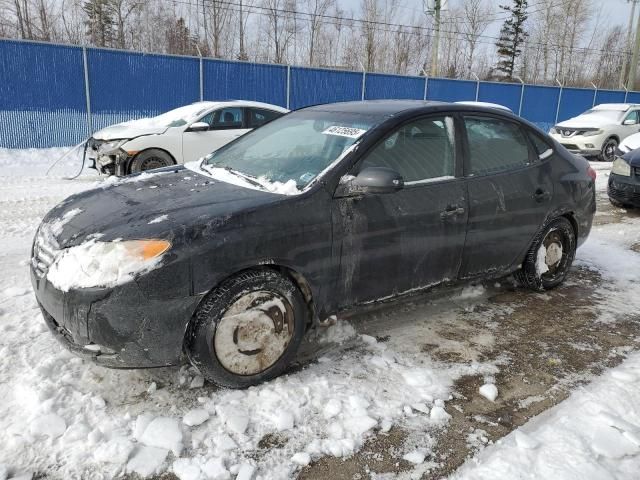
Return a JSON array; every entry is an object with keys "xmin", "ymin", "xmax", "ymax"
[
  {"xmin": 515, "ymin": 217, "xmax": 576, "ymax": 291},
  {"xmin": 129, "ymin": 149, "xmax": 174, "ymax": 173},
  {"xmin": 600, "ymin": 138, "xmax": 618, "ymax": 162},
  {"xmin": 185, "ymin": 269, "xmax": 307, "ymax": 388}
]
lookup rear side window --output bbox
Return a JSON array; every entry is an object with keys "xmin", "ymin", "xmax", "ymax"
[
  {"xmin": 361, "ymin": 116, "xmax": 455, "ymax": 183},
  {"xmin": 464, "ymin": 116, "xmax": 530, "ymax": 175},
  {"xmin": 528, "ymin": 130, "xmax": 553, "ymax": 157},
  {"xmin": 248, "ymin": 108, "xmax": 283, "ymax": 128}
]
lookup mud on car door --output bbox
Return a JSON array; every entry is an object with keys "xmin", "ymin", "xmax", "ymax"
[{"xmin": 331, "ymin": 115, "xmax": 468, "ymax": 306}]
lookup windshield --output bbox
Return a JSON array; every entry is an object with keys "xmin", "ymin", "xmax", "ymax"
[
  {"xmin": 202, "ymin": 110, "xmax": 381, "ymax": 191},
  {"xmin": 121, "ymin": 104, "xmax": 211, "ymax": 128},
  {"xmin": 581, "ymin": 109, "xmax": 624, "ymax": 121}
]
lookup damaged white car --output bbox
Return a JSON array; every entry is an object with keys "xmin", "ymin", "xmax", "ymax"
[{"xmin": 88, "ymin": 100, "xmax": 288, "ymax": 176}]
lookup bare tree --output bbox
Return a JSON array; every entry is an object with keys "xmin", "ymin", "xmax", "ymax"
[{"xmin": 460, "ymin": 0, "xmax": 492, "ymax": 78}]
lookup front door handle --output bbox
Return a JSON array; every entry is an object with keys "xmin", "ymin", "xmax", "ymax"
[
  {"xmin": 440, "ymin": 205, "xmax": 465, "ymax": 220},
  {"xmin": 533, "ymin": 188, "xmax": 551, "ymax": 202}
]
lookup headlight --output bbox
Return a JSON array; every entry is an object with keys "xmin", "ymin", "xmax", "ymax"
[
  {"xmin": 611, "ymin": 157, "xmax": 631, "ymax": 176},
  {"xmin": 581, "ymin": 129, "xmax": 603, "ymax": 137},
  {"xmin": 549, "ymin": 127, "xmax": 558, "ymax": 134},
  {"xmin": 98, "ymin": 139, "xmax": 128, "ymax": 154},
  {"xmin": 47, "ymin": 239, "xmax": 171, "ymax": 291}
]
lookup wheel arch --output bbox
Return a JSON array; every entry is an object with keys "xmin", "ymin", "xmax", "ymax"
[{"xmin": 184, "ymin": 264, "xmax": 318, "ymax": 348}]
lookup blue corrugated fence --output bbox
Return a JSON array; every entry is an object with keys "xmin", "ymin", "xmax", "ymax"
[{"xmin": 2, "ymin": 38, "xmax": 640, "ymax": 148}]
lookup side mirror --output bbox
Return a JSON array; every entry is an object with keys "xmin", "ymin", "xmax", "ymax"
[
  {"xmin": 539, "ymin": 148, "xmax": 553, "ymax": 160},
  {"xmin": 623, "ymin": 119, "xmax": 637, "ymax": 126},
  {"xmin": 188, "ymin": 122, "xmax": 210, "ymax": 132},
  {"xmin": 336, "ymin": 167, "xmax": 404, "ymax": 197}
]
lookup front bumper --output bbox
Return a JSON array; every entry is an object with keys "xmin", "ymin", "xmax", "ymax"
[
  {"xmin": 31, "ymin": 267, "xmax": 202, "ymax": 368},
  {"xmin": 608, "ymin": 173, "xmax": 640, "ymax": 207},
  {"xmin": 550, "ymin": 133, "xmax": 604, "ymax": 156},
  {"xmin": 87, "ymin": 138, "xmax": 132, "ymax": 176}
]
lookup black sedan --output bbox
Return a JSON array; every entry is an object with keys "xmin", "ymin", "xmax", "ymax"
[
  {"xmin": 31, "ymin": 100, "xmax": 596, "ymax": 388},
  {"xmin": 608, "ymin": 150, "xmax": 640, "ymax": 208}
]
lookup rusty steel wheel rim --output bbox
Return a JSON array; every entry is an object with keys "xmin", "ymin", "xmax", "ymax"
[
  {"xmin": 542, "ymin": 230, "xmax": 565, "ymax": 278},
  {"xmin": 214, "ymin": 291, "xmax": 295, "ymax": 376}
]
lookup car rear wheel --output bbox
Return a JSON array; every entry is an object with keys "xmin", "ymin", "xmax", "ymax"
[
  {"xmin": 600, "ymin": 138, "xmax": 618, "ymax": 162},
  {"xmin": 185, "ymin": 269, "xmax": 307, "ymax": 388},
  {"xmin": 515, "ymin": 217, "xmax": 576, "ymax": 291},
  {"xmin": 129, "ymin": 149, "xmax": 174, "ymax": 174}
]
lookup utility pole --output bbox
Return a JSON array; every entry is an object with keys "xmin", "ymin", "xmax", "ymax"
[
  {"xmin": 629, "ymin": 0, "xmax": 640, "ymax": 90},
  {"xmin": 621, "ymin": 0, "xmax": 639, "ymax": 88},
  {"xmin": 428, "ymin": 0, "xmax": 442, "ymax": 77},
  {"xmin": 239, "ymin": 0, "xmax": 247, "ymax": 60}
]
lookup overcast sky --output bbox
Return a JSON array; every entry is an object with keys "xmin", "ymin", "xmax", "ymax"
[{"xmin": 344, "ymin": 0, "xmax": 635, "ymax": 37}]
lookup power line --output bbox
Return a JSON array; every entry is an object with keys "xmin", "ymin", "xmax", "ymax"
[{"xmin": 176, "ymin": 0, "xmax": 629, "ymax": 57}]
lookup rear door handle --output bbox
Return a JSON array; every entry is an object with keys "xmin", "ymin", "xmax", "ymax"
[
  {"xmin": 440, "ymin": 205, "xmax": 465, "ymax": 220},
  {"xmin": 533, "ymin": 188, "xmax": 551, "ymax": 202}
]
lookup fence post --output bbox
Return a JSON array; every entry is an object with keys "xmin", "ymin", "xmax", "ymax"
[
  {"xmin": 82, "ymin": 46, "xmax": 93, "ymax": 136},
  {"xmin": 472, "ymin": 73, "xmax": 480, "ymax": 101},
  {"xmin": 195, "ymin": 45, "xmax": 203, "ymax": 101},
  {"xmin": 555, "ymin": 78, "xmax": 564, "ymax": 124},
  {"xmin": 199, "ymin": 57, "xmax": 204, "ymax": 102},
  {"xmin": 357, "ymin": 60, "xmax": 366, "ymax": 101},
  {"xmin": 591, "ymin": 82, "xmax": 598, "ymax": 106},
  {"xmin": 421, "ymin": 69, "xmax": 428, "ymax": 100},
  {"xmin": 286, "ymin": 65, "xmax": 291, "ymax": 110},
  {"xmin": 515, "ymin": 76, "xmax": 525, "ymax": 116}
]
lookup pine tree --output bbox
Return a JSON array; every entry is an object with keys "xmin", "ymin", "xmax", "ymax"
[
  {"xmin": 494, "ymin": 0, "xmax": 529, "ymax": 81},
  {"xmin": 83, "ymin": 0, "xmax": 116, "ymax": 47}
]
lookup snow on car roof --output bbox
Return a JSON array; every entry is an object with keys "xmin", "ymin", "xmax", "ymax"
[
  {"xmin": 592, "ymin": 103, "xmax": 639, "ymax": 112},
  {"xmin": 455, "ymin": 101, "xmax": 513, "ymax": 112}
]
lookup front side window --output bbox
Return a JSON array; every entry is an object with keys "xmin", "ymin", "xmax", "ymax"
[
  {"xmin": 464, "ymin": 116, "xmax": 531, "ymax": 175},
  {"xmin": 248, "ymin": 108, "xmax": 283, "ymax": 128},
  {"xmin": 199, "ymin": 107, "xmax": 244, "ymax": 130},
  {"xmin": 624, "ymin": 110, "xmax": 639, "ymax": 124},
  {"xmin": 360, "ymin": 116, "xmax": 455, "ymax": 183},
  {"xmin": 202, "ymin": 110, "xmax": 380, "ymax": 190}
]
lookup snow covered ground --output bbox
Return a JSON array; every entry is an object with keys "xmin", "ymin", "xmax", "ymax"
[{"xmin": 0, "ymin": 151, "xmax": 639, "ymax": 480}]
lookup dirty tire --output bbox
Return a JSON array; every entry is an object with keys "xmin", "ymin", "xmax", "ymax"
[
  {"xmin": 609, "ymin": 197, "xmax": 626, "ymax": 209},
  {"xmin": 186, "ymin": 269, "xmax": 307, "ymax": 388},
  {"xmin": 515, "ymin": 217, "xmax": 576, "ymax": 291},
  {"xmin": 599, "ymin": 137, "xmax": 618, "ymax": 162},
  {"xmin": 129, "ymin": 149, "xmax": 173, "ymax": 173}
]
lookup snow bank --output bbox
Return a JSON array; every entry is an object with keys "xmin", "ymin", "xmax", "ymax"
[{"xmin": 453, "ymin": 352, "xmax": 640, "ymax": 479}]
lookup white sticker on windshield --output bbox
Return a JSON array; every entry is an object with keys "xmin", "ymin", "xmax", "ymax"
[{"xmin": 322, "ymin": 126, "xmax": 367, "ymax": 139}]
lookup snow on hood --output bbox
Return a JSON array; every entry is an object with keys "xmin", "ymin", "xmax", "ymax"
[
  {"xmin": 619, "ymin": 132, "xmax": 640, "ymax": 153},
  {"xmin": 556, "ymin": 114, "xmax": 619, "ymax": 129},
  {"xmin": 91, "ymin": 121, "xmax": 168, "ymax": 141}
]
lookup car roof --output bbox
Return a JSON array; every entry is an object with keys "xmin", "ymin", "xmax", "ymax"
[
  {"xmin": 298, "ymin": 99, "xmax": 525, "ymax": 118},
  {"xmin": 189, "ymin": 100, "xmax": 289, "ymax": 112},
  {"xmin": 592, "ymin": 103, "xmax": 640, "ymax": 112},
  {"xmin": 455, "ymin": 101, "xmax": 513, "ymax": 112},
  {"xmin": 301, "ymin": 100, "xmax": 447, "ymax": 116}
]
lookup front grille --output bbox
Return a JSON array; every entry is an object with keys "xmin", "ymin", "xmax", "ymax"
[
  {"xmin": 32, "ymin": 228, "xmax": 60, "ymax": 278},
  {"xmin": 561, "ymin": 143, "xmax": 579, "ymax": 150},
  {"xmin": 608, "ymin": 181, "xmax": 640, "ymax": 203}
]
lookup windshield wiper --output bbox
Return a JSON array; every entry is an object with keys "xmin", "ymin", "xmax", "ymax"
[{"xmin": 221, "ymin": 166, "xmax": 266, "ymax": 189}]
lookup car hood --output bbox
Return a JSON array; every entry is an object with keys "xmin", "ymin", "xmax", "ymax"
[
  {"xmin": 622, "ymin": 148, "xmax": 640, "ymax": 167},
  {"xmin": 619, "ymin": 132, "xmax": 640, "ymax": 152},
  {"xmin": 92, "ymin": 120, "xmax": 169, "ymax": 141},
  {"xmin": 556, "ymin": 115, "xmax": 615, "ymax": 129},
  {"xmin": 39, "ymin": 166, "xmax": 285, "ymax": 248}
]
